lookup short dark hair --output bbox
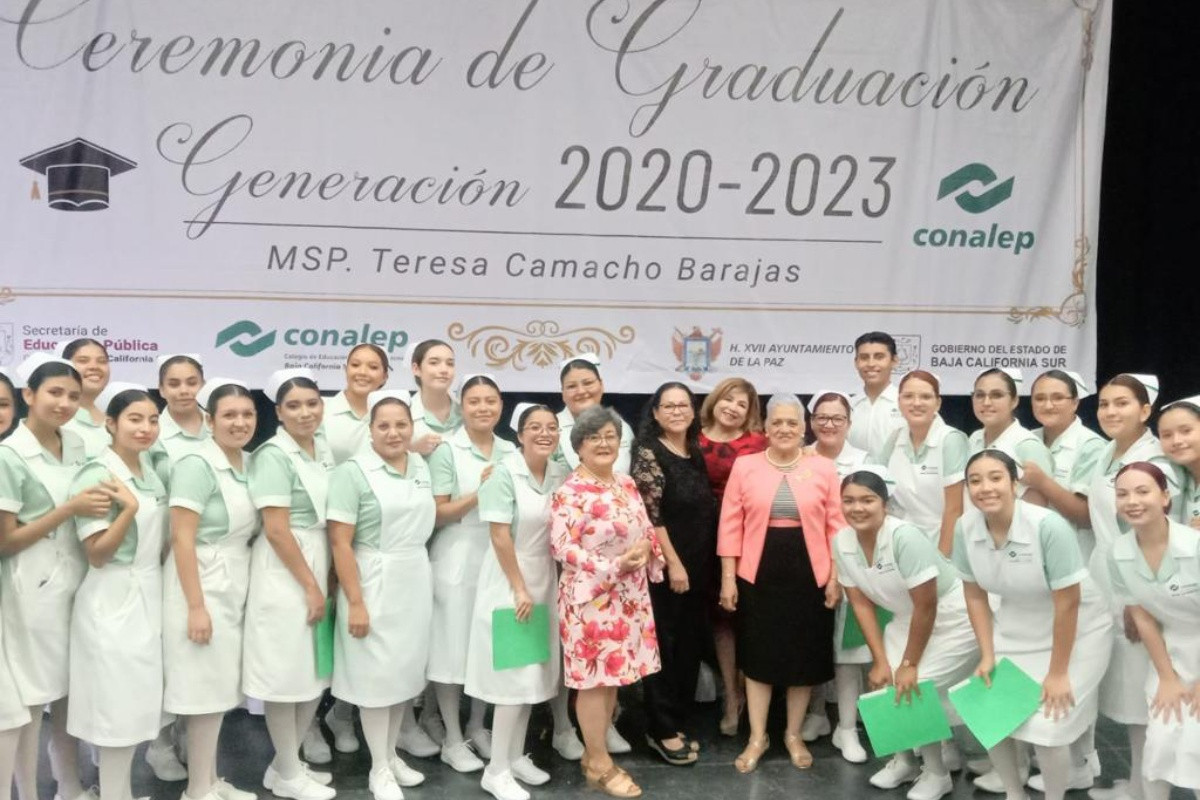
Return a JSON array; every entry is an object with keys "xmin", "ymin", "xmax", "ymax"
[
  {"xmin": 275, "ymin": 377, "xmax": 320, "ymax": 406},
  {"xmin": 369, "ymin": 396, "xmax": 412, "ymax": 425},
  {"xmin": 1032, "ymin": 370, "xmax": 1079, "ymax": 399},
  {"xmin": 107, "ymin": 389, "xmax": 155, "ymax": 421},
  {"xmin": 28, "ymin": 361, "xmax": 82, "ymax": 392},
  {"xmin": 206, "ymin": 383, "xmax": 255, "ymax": 417},
  {"xmin": 560, "ymin": 359, "xmax": 601, "ymax": 383},
  {"xmin": 62, "ymin": 338, "xmax": 109, "ymax": 361},
  {"xmin": 157, "ymin": 355, "xmax": 204, "ymax": 387},
  {"xmin": 841, "ymin": 470, "xmax": 891, "ymax": 503},
  {"xmin": 975, "ymin": 368, "xmax": 1018, "ymax": 398},
  {"xmin": 966, "ymin": 448, "xmax": 1019, "ymax": 482},
  {"xmin": 854, "ymin": 332, "xmax": 897, "ymax": 356},
  {"xmin": 569, "ymin": 406, "xmax": 622, "ymax": 453}
]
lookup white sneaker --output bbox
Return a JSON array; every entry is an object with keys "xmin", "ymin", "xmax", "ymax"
[
  {"xmin": 907, "ymin": 770, "xmax": 954, "ymax": 800},
  {"xmin": 388, "ymin": 755, "xmax": 425, "ymax": 787},
  {"xmin": 831, "ymin": 727, "xmax": 868, "ymax": 764},
  {"xmin": 973, "ymin": 769, "xmax": 1007, "ymax": 794},
  {"xmin": 466, "ymin": 726, "xmax": 493, "ymax": 759},
  {"xmin": 941, "ymin": 740, "xmax": 963, "ymax": 772},
  {"xmin": 55, "ymin": 788, "xmax": 99, "ymax": 800},
  {"xmin": 481, "ymin": 770, "xmax": 530, "ymax": 800},
  {"xmin": 146, "ymin": 740, "xmax": 189, "ymax": 782},
  {"xmin": 966, "ymin": 757, "xmax": 993, "ymax": 776},
  {"xmin": 800, "ymin": 713, "xmax": 831, "ymax": 742},
  {"xmin": 551, "ymin": 728, "xmax": 585, "ymax": 761},
  {"xmin": 605, "ymin": 725, "xmax": 631, "ymax": 754},
  {"xmin": 1085, "ymin": 750, "xmax": 1102, "ymax": 779},
  {"xmin": 212, "ymin": 779, "xmax": 256, "ymax": 800},
  {"xmin": 511, "ymin": 755, "xmax": 550, "ymax": 786},
  {"xmin": 1089, "ymin": 780, "xmax": 1135, "ymax": 800},
  {"xmin": 325, "ymin": 707, "xmax": 360, "ymax": 754},
  {"xmin": 269, "ymin": 770, "xmax": 337, "ymax": 800},
  {"xmin": 397, "ymin": 723, "xmax": 440, "ymax": 758},
  {"xmin": 264, "ymin": 764, "xmax": 334, "ymax": 790},
  {"xmin": 440, "ymin": 741, "xmax": 484, "ymax": 773},
  {"xmin": 1027, "ymin": 763, "xmax": 1094, "ymax": 792},
  {"xmin": 419, "ymin": 707, "xmax": 446, "ymax": 744},
  {"xmin": 870, "ymin": 757, "xmax": 922, "ymax": 789},
  {"xmin": 368, "ymin": 767, "xmax": 403, "ymax": 800},
  {"xmin": 301, "ymin": 724, "xmax": 333, "ymax": 765}
]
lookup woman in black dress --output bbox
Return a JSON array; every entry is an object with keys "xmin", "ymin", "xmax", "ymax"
[{"xmin": 631, "ymin": 383, "xmax": 716, "ymax": 765}]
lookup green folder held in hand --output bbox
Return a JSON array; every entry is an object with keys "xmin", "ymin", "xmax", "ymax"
[
  {"xmin": 857, "ymin": 680, "xmax": 952, "ymax": 757},
  {"xmin": 842, "ymin": 605, "xmax": 894, "ymax": 650},
  {"xmin": 314, "ymin": 598, "xmax": 335, "ymax": 679},
  {"xmin": 492, "ymin": 604, "xmax": 551, "ymax": 671},
  {"xmin": 948, "ymin": 657, "xmax": 1042, "ymax": 750}
]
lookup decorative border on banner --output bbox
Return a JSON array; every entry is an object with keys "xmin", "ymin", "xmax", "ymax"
[
  {"xmin": 0, "ymin": 288, "xmax": 13, "ymax": 306},
  {"xmin": 447, "ymin": 320, "xmax": 636, "ymax": 370}
]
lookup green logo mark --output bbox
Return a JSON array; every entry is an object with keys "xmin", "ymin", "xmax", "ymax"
[
  {"xmin": 215, "ymin": 320, "xmax": 277, "ymax": 358},
  {"xmin": 937, "ymin": 163, "xmax": 1014, "ymax": 214}
]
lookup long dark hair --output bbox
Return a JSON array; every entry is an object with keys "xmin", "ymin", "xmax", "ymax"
[{"xmin": 637, "ymin": 381, "xmax": 701, "ymax": 457}]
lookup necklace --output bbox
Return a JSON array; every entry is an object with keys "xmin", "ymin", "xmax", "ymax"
[
  {"xmin": 658, "ymin": 436, "xmax": 689, "ymax": 458},
  {"xmin": 765, "ymin": 448, "xmax": 801, "ymax": 470},
  {"xmin": 579, "ymin": 465, "xmax": 618, "ymax": 488}
]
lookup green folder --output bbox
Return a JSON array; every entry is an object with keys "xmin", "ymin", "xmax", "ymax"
[
  {"xmin": 856, "ymin": 680, "xmax": 952, "ymax": 757},
  {"xmin": 492, "ymin": 604, "xmax": 551, "ymax": 671},
  {"xmin": 948, "ymin": 657, "xmax": 1042, "ymax": 750},
  {"xmin": 314, "ymin": 599, "xmax": 335, "ymax": 679},
  {"xmin": 842, "ymin": 605, "xmax": 894, "ymax": 650}
]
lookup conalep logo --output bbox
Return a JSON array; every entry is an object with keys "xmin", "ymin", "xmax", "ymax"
[
  {"xmin": 215, "ymin": 320, "xmax": 409, "ymax": 358},
  {"xmin": 912, "ymin": 162, "xmax": 1035, "ymax": 256}
]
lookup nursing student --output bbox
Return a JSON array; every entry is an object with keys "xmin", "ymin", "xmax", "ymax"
[
  {"xmin": 323, "ymin": 344, "xmax": 391, "ymax": 465},
  {"xmin": 1108, "ymin": 462, "xmax": 1200, "ymax": 800},
  {"xmin": 245, "ymin": 369, "xmax": 337, "ymax": 800},
  {"xmin": 0, "ymin": 369, "xmax": 17, "ymax": 437},
  {"xmin": 0, "ymin": 355, "xmax": 94, "ymax": 800},
  {"xmin": 846, "ymin": 332, "xmax": 905, "ymax": 456},
  {"xmin": 150, "ymin": 355, "xmax": 210, "ymax": 484},
  {"xmin": 555, "ymin": 354, "xmax": 634, "ymax": 474},
  {"xmin": 1085, "ymin": 375, "xmax": 1178, "ymax": 800},
  {"xmin": 952, "ymin": 450, "xmax": 1112, "ymax": 800},
  {"xmin": 427, "ymin": 375, "xmax": 516, "ymax": 772},
  {"xmin": 327, "ymin": 391, "xmax": 434, "ymax": 800},
  {"xmin": 1158, "ymin": 395, "xmax": 1200, "ymax": 527},
  {"xmin": 801, "ymin": 391, "xmax": 871, "ymax": 763},
  {"xmin": 874, "ymin": 370, "xmax": 968, "ymax": 556},
  {"xmin": 60, "ymin": 337, "xmax": 114, "ymax": 457},
  {"xmin": 464, "ymin": 404, "xmax": 567, "ymax": 800},
  {"xmin": 0, "ymin": 369, "xmax": 28, "ymax": 797},
  {"xmin": 163, "ymin": 379, "xmax": 259, "ymax": 800},
  {"xmin": 834, "ymin": 468, "xmax": 978, "ymax": 800},
  {"xmin": 968, "ymin": 368, "xmax": 1053, "ymax": 505},
  {"xmin": 67, "ymin": 384, "xmax": 167, "ymax": 800},
  {"xmin": 408, "ymin": 339, "xmax": 462, "ymax": 456}
]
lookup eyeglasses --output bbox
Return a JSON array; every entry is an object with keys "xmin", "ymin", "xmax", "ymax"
[
  {"xmin": 584, "ymin": 433, "xmax": 620, "ymax": 445},
  {"xmin": 812, "ymin": 414, "xmax": 849, "ymax": 428},
  {"xmin": 1032, "ymin": 393, "xmax": 1073, "ymax": 406},
  {"xmin": 657, "ymin": 402, "xmax": 692, "ymax": 415},
  {"xmin": 972, "ymin": 390, "xmax": 1011, "ymax": 403}
]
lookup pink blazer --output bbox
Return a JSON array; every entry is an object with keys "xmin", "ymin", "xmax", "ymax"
[{"xmin": 716, "ymin": 451, "xmax": 846, "ymax": 585}]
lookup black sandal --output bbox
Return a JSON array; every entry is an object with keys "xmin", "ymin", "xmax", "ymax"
[{"xmin": 645, "ymin": 734, "xmax": 698, "ymax": 765}]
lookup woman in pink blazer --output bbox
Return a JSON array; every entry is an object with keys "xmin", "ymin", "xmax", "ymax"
[{"xmin": 717, "ymin": 393, "xmax": 846, "ymax": 774}]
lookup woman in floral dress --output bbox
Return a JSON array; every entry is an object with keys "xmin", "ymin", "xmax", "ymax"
[{"xmin": 551, "ymin": 406, "xmax": 664, "ymax": 798}]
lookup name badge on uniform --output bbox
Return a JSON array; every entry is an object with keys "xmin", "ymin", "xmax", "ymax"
[
  {"xmin": 918, "ymin": 464, "xmax": 940, "ymax": 476},
  {"xmin": 415, "ymin": 479, "xmax": 432, "ymax": 490},
  {"xmin": 1005, "ymin": 549, "xmax": 1033, "ymax": 564},
  {"xmin": 874, "ymin": 560, "xmax": 897, "ymax": 575},
  {"xmin": 1165, "ymin": 580, "xmax": 1197, "ymax": 598},
  {"xmin": 1054, "ymin": 467, "xmax": 1070, "ymax": 481}
]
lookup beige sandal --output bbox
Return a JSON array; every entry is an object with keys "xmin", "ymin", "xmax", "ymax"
[
  {"xmin": 784, "ymin": 733, "xmax": 813, "ymax": 769},
  {"xmin": 584, "ymin": 761, "xmax": 642, "ymax": 798},
  {"xmin": 734, "ymin": 735, "xmax": 769, "ymax": 773}
]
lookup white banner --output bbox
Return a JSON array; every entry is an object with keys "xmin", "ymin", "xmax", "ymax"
[{"xmin": 0, "ymin": 0, "xmax": 1111, "ymax": 393}]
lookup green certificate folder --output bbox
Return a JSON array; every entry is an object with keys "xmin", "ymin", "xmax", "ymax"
[
  {"xmin": 856, "ymin": 680, "xmax": 952, "ymax": 757},
  {"xmin": 314, "ymin": 599, "xmax": 335, "ymax": 679},
  {"xmin": 948, "ymin": 657, "xmax": 1042, "ymax": 750},
  {"xmin": 842, "ymin": 605, "xmax": 895, "ymax": 650},
  {"xmin": 492, "ymin": 604, "xmax": 551, "ymax": 671}
]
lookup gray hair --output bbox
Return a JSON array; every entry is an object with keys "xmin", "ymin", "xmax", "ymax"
[
  {"xmin": 765, "ymin": 392, "xmax": 805, "ymax": 419},
  {"xmin": 569, "ymin": 405, "xmax": 623, "ymax": 453}
]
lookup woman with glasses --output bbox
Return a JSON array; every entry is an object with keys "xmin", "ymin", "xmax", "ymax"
[
  {"xmin": 969, "ymin": 368, "xmax": 1053, "ymax": 506},
  {"xmin": 630, "ymin": 383, "xmax": 714, "ymax": 765}
]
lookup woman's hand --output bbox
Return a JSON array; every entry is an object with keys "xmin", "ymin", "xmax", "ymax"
[
  {"xmin": 618, "ymin": 539, "xmax": 651, "ymax": 573},
  {"xmin": 70, "ymin": 485, "xmax": 113, "ymax": 518},
  {"xmin": 1189, "ymin": 682, "xmax": 1200, "ymax": 719},
  {"xmin": 513, "ymin": 585, "xmax": 534, "ymax": 622},
  {"xmin": 823, "ymin": 577, "xmax": 841, "ymax": 609},
  {"xmin": 667, "ymin": 558, "xmax": 689, "ymax": 594},
  {"xmin": 894, "ymin": 663, "xmax": 920, "ymax": 703},
  {"xmin": 1122, "ymin": 606, "xmax": 1141, "ymax": 643},
  {"xmin": 1151, "ymin": 673, "xmax": 1190, "ymax": 724},
  {"xmin": 1041, "ymin": 670, "xmax": 1075, "ymax": 720},
  {"xmin": 105, "ymin": 479, "xmax": 140, "ymax": 514},
  {"xmin": 719, "ymin": 574, "xmax": 738, "ymax": 611},
  {"xmin": 480, "ymin": 464, "xmax": 495, "ymax": 484},
  {"xmin": 867, "ymin": 660, "xmax": 892, "ymax": 691},
  {"xmin": 348, "ymin": 601, "xmax": 370, "ymax": 638},
  {"xmin": 974, "ymin": 655, "xmax": 996, "ymax": 687},
  {"xmin": 187, "ymin": 605, "xmax": 212, "ymax": 645},
  {"xmin": 1019, "ymin": 462, "xmax": 1049, "ymax": 493},
  {"xmin": 305, "ymin": 585, "xmax": 326, "ymax": 625},
  {"xmin": 412, "ymin": 433, "xmax": 442, "ymax": 456}
]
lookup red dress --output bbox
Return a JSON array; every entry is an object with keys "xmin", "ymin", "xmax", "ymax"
[
  {"xmin": 550, "ymin": 472, "xmax": 665, "ymax": 689},
  {"xmin": 698, "ymin": 431, "xmax": 768, "ymax": 503}
]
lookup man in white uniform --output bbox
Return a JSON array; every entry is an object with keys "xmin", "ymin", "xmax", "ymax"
[{"xmin": 847, "ymin": 332, "xmax": 905, "ymax": 455}]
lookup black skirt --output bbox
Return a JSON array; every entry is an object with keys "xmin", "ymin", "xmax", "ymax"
[{"xmin": 735, "ymin": 526, "xmax": 834, "ymax": 687}]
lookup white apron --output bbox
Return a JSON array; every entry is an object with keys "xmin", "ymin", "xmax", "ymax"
[
  {"xmin": 1087, "ymin": 432, "xmax": 1169, "ymax": 724},
  {"xmin": 464, "ymin": 456, "xmax": 562, "ymax": 705},
  {"xmin": 0, "ymin": 427, "xmax": 87, "ymax": 705},
  {"xmin": 0, "ymin": 588, "xmax": 31, "ymax": 730},
  {"xmin": 961, "ymin": 503, "xmax": 1112, "ymax": 746},
  {"xmin": 163, "ymin": 450, "xmax": 256, "ymax": 715},
  {"xmin": 831, "ymin": 444, "xmax": 871, "ymax": 665},
  {"xmin": 886, "ymin": 417, "xmax": 960, "ymax": 544},
  {"xmin": 68, "ymin": 449, "xmax": 166, "ymax": 745},
  {"xmin": 332, "ymin": 455, "xmax": 435, "ymax": 708},
  {"xmin": 1110, "ymin": 524, "xmax": 1200, "ymax": 788},
  {"xmin": 427, "ymin": 436, "xmax": 504, "ymax": 684},
  {"xmin": 244, "ymin": 436, "xmax": 333, "ymax": 702}
]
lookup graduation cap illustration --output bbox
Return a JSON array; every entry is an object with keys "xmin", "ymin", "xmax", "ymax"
[{"xmin": 19, "ymin": 138, "xmax": 136, "ymax": 211}]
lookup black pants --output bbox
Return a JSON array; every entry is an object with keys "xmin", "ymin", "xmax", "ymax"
[{"xmin": 641, "ymin": 580, "xmax": 712, "ymax": 740}]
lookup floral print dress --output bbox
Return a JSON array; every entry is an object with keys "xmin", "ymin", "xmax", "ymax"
[{"xmin": 550, "ymin": 471, "xmax": 665, "ymax": 689}]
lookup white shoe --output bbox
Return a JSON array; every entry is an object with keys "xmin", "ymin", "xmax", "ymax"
[
  {"xmin": 870, "ymin": 757, "xmax": 922, "ymax": 789},
  {"xmin": 440, "ymin": 741, "xmax": 484, "ymax": 773},
  {"xmin": 973, "ymin": 769, "xmax": 1008, "ymax": 794},
  {"xmin": 146, "ymin": 740, "xmax": 189, "ymax": 782},
  {"xmin": 264, "ymin": 764, "xmax": 333, "ymax": 790},
  {"xmin": 605, "ymin": 725, "xmax": 631, "ymax": 754},
  {"xmin": 940, "ymin": 740, "xmax": 963, "ymax": 772},
  {"xmin": 481, "ymin": 770, "xmax": 530, "ymax": 800},
  {"xmin": 325, "ymin": 708, "xmax": 359, "ymax": 754},
  {"xmin": 906, "ymin": 770, "xmax": 953, "ymax": 800},
  {"xmin": 511, "ymin": 755, "xmax": 550, "ymax": 786},
  {"xmin": 1027, "ymin": 763, "xmax": 1094, "ymax": 792},
  {"xmin": 388, "ymin": 755, "xmax": 425, "ymax": 787},
  {"xmin": 831, "ymin": 727, "xmax": 868, "ymax": 764},
  {"xmin": 302, "ymin": 724, "xmax": 333, "ymax": 765},
  {"xmin": 419, "ymin": 707, "xmax": 446, "ymax": 744},
  {"xmin": 1085, "ymin": 750, "xmax": 1102, "ymax": 779},
  {"xmin": 368, "ymin": 767, "xmax": 403, "ymax": 800},
  {"xmin": 55, "ymin": 788, "xmax": 99, "ymax": 800},
  {"xmin": 1089, "ymin": 780, "xmax": 1135, "ymax": 800},
  {"xmin": 966, "ymin": 757, "xmax": 993, "ymax": 776},
  {"xmin": 397, "ymin": 724, "xmax": 440, "ymax": 758},
  {"xmin": 551, "ymin": 728, "xmax": 585, "ymax": 761},
  {"xmin": 801, "ymin": 713, "xmax": 831, "ymax": 742},
  {"xmin": 466, "ymin": 726, "xmax": 493, "ymax": 759},
  {"xmin": 269, "ymin": 770, "xmax": 337, "ymax": 800},
  {"xmin": 212, "ymin": 779, "xmax": 256, "ymax": 800}
]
